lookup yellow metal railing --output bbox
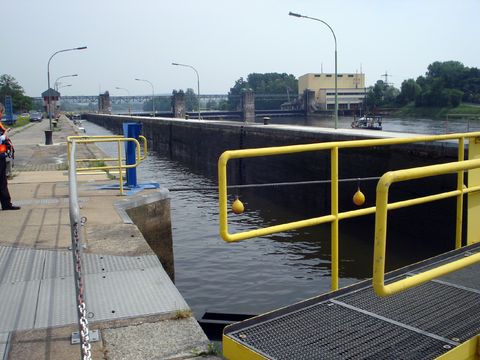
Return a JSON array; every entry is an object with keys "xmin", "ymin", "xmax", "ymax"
[
  {"xmin": 218, "ymin": 132, "xmax": 480, "ymax": 292},
  {"xmin": 373, "ymin": 158, "xmax": 480, "ymax": 296},
  {"xmin": 67, "ymin": 135, "xmax": 147, "ymax": 195}
]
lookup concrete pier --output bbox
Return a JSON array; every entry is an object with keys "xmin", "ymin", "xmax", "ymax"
[{"xmin": 1, "ymin": 117, "xmax": 220, "ymax": 359}]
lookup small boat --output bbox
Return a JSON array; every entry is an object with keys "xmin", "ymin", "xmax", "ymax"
[{"xmin": 351, "ymin": 115, "xmax": 382, "ymax": 130}]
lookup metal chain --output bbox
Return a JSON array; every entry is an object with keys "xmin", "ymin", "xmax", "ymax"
[{"xmin": 73, "ymin": 221, "xmax": 92, "ymax": 360}]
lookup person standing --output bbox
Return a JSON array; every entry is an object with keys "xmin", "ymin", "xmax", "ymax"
[{"xmin": 0, "ymin": 103, "xmax": 20, "ymax": 210}]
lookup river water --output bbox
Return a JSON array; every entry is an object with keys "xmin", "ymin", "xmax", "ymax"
[
  {"xmin": 257, "ymin": 115, "xmax": 480, "ymax": 134},
  {"xmin": 82, "ymin": 116, "xmax": 478, "ymax": 318}
]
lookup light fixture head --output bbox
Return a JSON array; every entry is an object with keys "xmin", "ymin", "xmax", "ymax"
[{"xmin": 289, "ymin": 11, "xmax": 302, "ymax": 17}]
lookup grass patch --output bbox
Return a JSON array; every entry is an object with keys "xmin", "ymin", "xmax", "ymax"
[
  {"xmin": 393, "ymin": 102, "xmax": 480, "ymax": 119},
  {"xmin": 192, "ymin": 343, "xmax": 221, "ymax": 357},
  {"xmin": 63, "ymin": 160, "xmax": 109, "ymax": 172},
  {"xmin": 7, "ymin": 116, "xmax": 31, "ymax": 128},
  {"xmin": 172, "ymin": 309, "xmax": 193, "ymax": 320},
  {"xmin": 57, "ymin": 163, "xmax": 69, "ymax": 171},
  {"xmin": 88, "ymin": 160, "xmax": 107, "ymax": 168}
]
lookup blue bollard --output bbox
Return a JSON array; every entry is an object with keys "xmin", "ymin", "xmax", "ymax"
[{"xmin": 122, "ymin": 122, "xmax": 142, "ymax": 188}]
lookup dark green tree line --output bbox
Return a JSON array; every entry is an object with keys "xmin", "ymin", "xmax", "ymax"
[
  {"xmin": 366, "ymin": 61, "xmax": 480, "ymax": 110},
  {"xmin": 413, "ymin": 61, "xmax": 472, "ymax": 107},
  {"xmin": 143, "ymin": 96, "xmax": 172, "ymax": 112},
  {"xmin": 365, "ymin": 80, "xmax": 399, "ymax": 109},
  {"xmin": 0, "ymin": 74, "xmax": 32, "ymax": 112},
  {"xmin": 228, "ymin": 73, "xmax": 298, "ymax": 110},
  {"xmin": 144, "ymin": 89, "xmax": 199, "ymax": 112}
]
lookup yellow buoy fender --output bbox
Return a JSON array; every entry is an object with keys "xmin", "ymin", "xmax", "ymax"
[
  {"xmin": 232, "ymin": 198, "xmax": 245, "ymax": 214},
  {"xmin": 353, "ymin": 188, "xmax": 366, "ymax": 206}
]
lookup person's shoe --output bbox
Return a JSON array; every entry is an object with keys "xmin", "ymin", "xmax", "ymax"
[{"xmin": 3, "ymin": 205, "xmax": 20, "ymax": 210}]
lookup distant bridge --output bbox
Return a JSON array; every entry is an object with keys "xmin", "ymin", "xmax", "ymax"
[{"xmin": 32, "ymin": 93, "xmax": 293, "ymax": 105}]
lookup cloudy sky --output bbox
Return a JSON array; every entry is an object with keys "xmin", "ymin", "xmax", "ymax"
[{"xmin": 3, "ymin": 0, "xmax": 479, "ymax": 97}]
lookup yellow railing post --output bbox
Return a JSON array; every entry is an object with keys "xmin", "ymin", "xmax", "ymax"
[
  {"xmin": 468, "ymin": 136, "xmax": 480, "ymax": 245},
  {"xmin": 218, "ymin": 152, "xmax": 229, "ymax": 241},
  {"xmin": 330, "ymin": 147, "xmax": 339, "ymax": 291},
  {"xmin": 117, "ymin": 139, "xmax": 124, "ymax": 195},
  {"xmin": 66, "ymin": 135, "xmax": 147, "ymax": 196},
  {"xmin": 139, "ymin": 135, "xmax": 148, "ymax": 160},
  {"xmin": 373, "ymin": 172, "xmax": 392, "ymax": 296},
  {"xmin": 67, "ymin": 141, "xmax": 71, "ymax": 167},
  {"xmin": 455, "ymin": 137, "xmax": 465, "ymax": 249},
  {"xmin": 216, "ymin": 131, "xmax": 480, "ymax": 296},
  {"xmin": 373, "ymin": 159, "xmax": 480, "ymax": 296}
]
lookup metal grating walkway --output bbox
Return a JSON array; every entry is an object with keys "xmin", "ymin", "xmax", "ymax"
[
  {"xmin": 224, "ymin": 243, "xmax": 480, "ymax": 360},
  {"xmin": 0, "ymin": 245, "xmax": 188, "ymax": 333}
]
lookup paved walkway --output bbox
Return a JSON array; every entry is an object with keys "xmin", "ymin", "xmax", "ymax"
[{"xmin": 1, "ymin": 118, "xmax": 220, "ymax": 359}]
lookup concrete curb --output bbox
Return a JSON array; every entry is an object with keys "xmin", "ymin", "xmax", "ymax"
[{"xmin": 114, "ymin": 188, "xmax": 170, "ymax": 224}]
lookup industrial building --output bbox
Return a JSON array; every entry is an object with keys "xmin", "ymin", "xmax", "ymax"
[{"xmin": 298, "ymin": 73, "xmax": 366, "ymax": 111}]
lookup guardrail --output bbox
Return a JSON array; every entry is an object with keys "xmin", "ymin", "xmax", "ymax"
[
  {"xmin": 68, "ymin": 140, "xmax": 92, "ymax": 359},
  {"xmin": 373, "ymin": 158, "xmax": 480, "ymax": 296},
  {"xmin": 218, "ymin": 132, "xmax": 480, "ymax": 291},
  {"xmin": 67, "ymin": 135, "xmax": 147, "ymax": 195}
]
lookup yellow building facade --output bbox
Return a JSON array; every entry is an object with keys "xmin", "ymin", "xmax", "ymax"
[{"xmin": 298, "ymin": 73, "xmax": 366, "ymax": 111}]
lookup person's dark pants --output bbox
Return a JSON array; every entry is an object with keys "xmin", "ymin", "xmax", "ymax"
[{"xmin": 0, "ymin": 156, "xmax": 12, "ymax": 209}]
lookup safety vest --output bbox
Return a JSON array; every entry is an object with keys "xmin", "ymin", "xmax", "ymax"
[{"xmin": 0, "ymin": 123, "xmax": 8, "ymax": 154}]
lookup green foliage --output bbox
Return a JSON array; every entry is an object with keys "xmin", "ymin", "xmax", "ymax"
[
  {"xmin": 228, "ymin": 73, "xmax": 298, "ymax": 110},
  {"xmin": 449, "ymin": 89, "xmax": 464, "ymax": 107},
  {"xmin": 398, "ymin": 79, "xmax": 421, "ymax": 105},
  {"xmin": 414, "ymin": 61, "xmax": 478, "ymax": 107},
  {"xmin": 11, "ymin": 114, "xmax": 31, "ymax": 128},
  {"xmin": 184, "ymin": 88, "xmax": 198, "ymax": 111},
  {"xmin": 143, "ymin": 96, "xmax": 171, "ymax": 112},
  {"xmin": 206, "ymin": 99, "xmax": 217, "ymax": 110},
  {"xmin": 394, "ymin": 102, "xmax": 480, "ymax": 119},
  {"xmin": 0, "ymin": 74, "xmax": 33, "ymax": 112},
  {"xmin": 191, "ymin": 343, "xmax": 221, "ymax": 356},
  {"xmin": 169, "ymin": 88, "xmax": 198, "ymax": 112},
  {"xmin": 371, "ymin": 61, "xmax": 480, "ymax": 114},
  {"xmin": 218, "ymin": 100, "xmax": 229, "ymax": 110},
  {"xmin": 449, "ymin": 102, "xmax": 480, "ymax": 114},
  {"xmin": 228, "ymin": 77, "xmax": 248, "ymax": 110},
  {"xmin": 172, "ymin": 309, "xmax": 192, "ymax": 319},
  {"xmin": 365, "ymin": 80, "xmax": 399, "ymax": 110}
]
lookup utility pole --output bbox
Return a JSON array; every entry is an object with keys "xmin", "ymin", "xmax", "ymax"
[{"xmin": 381, "ymin": 71, "xmax": 392, "ymax": 86}]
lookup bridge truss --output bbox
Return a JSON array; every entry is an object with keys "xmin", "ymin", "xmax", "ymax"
[{"xmin": 32, "ymin": 93, "xmax": 293, "ymax": 105}]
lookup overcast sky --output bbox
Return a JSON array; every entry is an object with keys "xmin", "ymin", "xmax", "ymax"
[{"xmin": 3, "ymin": 0, "xmax": 479, "ymax": 97}]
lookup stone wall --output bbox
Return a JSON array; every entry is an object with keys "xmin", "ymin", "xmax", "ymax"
[
  {"xmin": 242, "ymin": 90, "xmax": 255, "ymax": 123},
  {"xmin": 98, "ymin": 91, "xmax": 111, "ymax": 114},
  {"xmin": 172, "ymin": 91, "xmax": 186, "ymax": 119}
]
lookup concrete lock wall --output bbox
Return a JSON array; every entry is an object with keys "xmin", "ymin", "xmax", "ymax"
[
  {"xmin": 85, "ymin": 113, "xmax": 463, "ymax": 252},
  {"xmin": 125, "ymin": 196, "xmax": 175, "ymax": 281}
]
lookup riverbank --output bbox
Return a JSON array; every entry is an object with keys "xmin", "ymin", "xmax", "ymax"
[
  {"xmin": 2, "ymin": 117, "xmax": 221, "ymax": 359},
  {"xmin": 393, "ymin": 102, "xmax": 480, "ymax": 119}
]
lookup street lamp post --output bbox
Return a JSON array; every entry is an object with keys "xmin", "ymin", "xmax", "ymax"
[
  {"xmin": 134, "ymin": 78, "xmax": 155, "ymax": 116},
  {"xmin": 46, "ymin": 46, "xmax": 87, "ymax": 144},
  {"xmin": 172, "ymin": 62, "xmax": 201, "ymax": 120},
  {"xmin": 289, "ymin": 12, "xmax": 338, "ymax": 129},
  {"xmin": 115, "ymin": 87, "xmax": 131, "ymax": 115},
  {"xmin": 54, "ymin": 74, "xmax": 78, "ymax": 91}
]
